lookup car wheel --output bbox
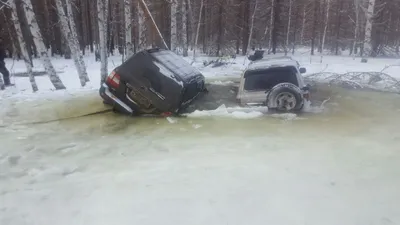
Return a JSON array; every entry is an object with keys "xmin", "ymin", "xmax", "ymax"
[{"xmin": 266, "ymin": 83, "xmax": 304, "ymax": 112}]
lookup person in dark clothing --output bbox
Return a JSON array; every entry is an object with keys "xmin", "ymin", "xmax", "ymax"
[{"xmin": 0, "ymin": 38, "xmax": 11, "ymax": 88}]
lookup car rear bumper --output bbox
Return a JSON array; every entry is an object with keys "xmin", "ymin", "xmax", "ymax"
[{"xmin": 99, "ymin": 83, "xmax": 134, "ymax": 114}]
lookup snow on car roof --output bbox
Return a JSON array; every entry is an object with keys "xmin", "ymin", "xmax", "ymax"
[{"xmin": 246, "ymin": 57, "xmax": 299, "ymax": 71}]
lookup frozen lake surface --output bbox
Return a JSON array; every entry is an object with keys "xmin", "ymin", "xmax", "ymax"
[{"xmin": 1, "ymin": 83, "xmax": 400, "ymax": 225}]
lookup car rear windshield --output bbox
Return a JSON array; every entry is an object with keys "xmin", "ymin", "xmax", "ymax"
[
  {"xmin": 244, "ymin": 66, "xmax": 298, "ymax": 91},
  {"xmin": 150, "ymin": 50, "xmax": 200, "ymax": 82}
]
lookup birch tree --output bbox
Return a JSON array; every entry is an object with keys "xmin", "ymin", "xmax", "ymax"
[
  {"xmin": 247, "ymin": 0, "xmax": 258, "ymax": 55},
  {"xmin": 66, "ymin": 0, "xmax": 89, "ymax": 82},
  {"xmin": 138, "ymin": 0, "xmax": 168, "ymax": 49},
  {"xmin": 300, "ymin": 4, "xmax": 307, "ymax": 45},
  {"xmin": 352, "ymin": 0, "xmax": 360, "ymax": 58},
  {"xmin": 125, "ymin": 0, "xmax": 134, "ymax": 58},
  {"xmin": 0, "ymin": 65, "xmax": 3, "ymax": 90},
  {"xmin": 182, "ymin": 0, "xmax": 188, "ymax": 56},
  {"xmin": 192, "ymin": 0, "xmax": 204, "ymax": 62},
  {"xmin": 362, "ymin": 0, "xmax": 376, "ymax": 59},
  {"xmin": 271, "ymin": 0, "xmax": 281, "ymax": 54},
  {"xmin": 137, "ymin": 1, "xmax": 147, "ymax": 51},
  {"xmin": 97, "ymin": 0, "xmax": 109, "ymax": 83},
  {"xmin": 170, "ymin": 0, "xmax": 178, "ymax": 52},
  {"xmin": 11, "ymin": 0, "xmax": 38, "ymax": 92},
  {"xmin": 311, "ymin": 0, "xmax": 319, "ymax": 55},
  {"xmin": 285, "ymin": 0, "xmax": 293, "ymax": 56},
  {"xmin": 22, "ymin": 0, "xmax": 65, "ymax": 90},
  {"xmin": 187, "ymin": 0, "xmax": 195, "ymax": 50},
  {"xmin": 320, "ymin": 0, "xmax": 331, "ymax": 62},
  {"xmin": 268, "ymin": 0, "xmax": 275, "ymax": 53},
  {"xmin": 56, "ymin": 0, "xmax": 89, "ymax": 87}
]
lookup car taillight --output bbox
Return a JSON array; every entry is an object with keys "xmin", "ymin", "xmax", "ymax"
[
  {"xmin": 106, "ymin": 71, "xmax": 120, "ymax": 88},
  {"xmin": 161, "ymin": 112, "xmax": 172, "ymax": 117}
]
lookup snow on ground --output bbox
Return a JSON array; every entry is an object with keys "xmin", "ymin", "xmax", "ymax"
[{"xmin": 1, "ymin": 48, "xmax": 400, "ymax": 99}]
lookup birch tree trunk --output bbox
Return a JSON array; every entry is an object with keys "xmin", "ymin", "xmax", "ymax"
[
  {"xmin": 216, "ymin": 2, "xmax": 223, "ymax": 57},
  {"xmin": 362, "ymin": 0, "xmax": 376, "ymax": 59},
  {"xmin": 285, "ymin": 0, "xmax": 293, "ymax": 56},
  {"xmin": 241, "ymin": 0, "xmax": 250, "ymax": 55},
  {"xmin": 124, "ymin": 0, "xmax": 134, "ymax": 58},
  {"xmin": 11, "ymin": 0, "xmax": 38, "ymax": 92},
  {"xmin": 66, "ymin": 0, "xmax": 89, "ymax": 83},
  {"xmin": 0, "ymin": 76, "xmax": 3, "ymax": 90},
  {"xmin": 138, "ymin": 0, "xmax": 168, "ymax": 50},
  {"xmin": 247, "ymin": 0, "xmax": 258, "ymax": 55},
  {"xmin": 187, "ymin": 0, "xmax": 195, "ymax": 50},
  {"xmin": 137, "ymin": 1, "xmax": 147, "ymax": 50},
  {"xmin": 170, "ymin": 0, "xmax": 178, "ymax": 52},
  {"xmin": 352, "ymin": 0, "xmax": 360, "ymax": 58},
  {"xmin": 320, "ymin": 0, "xmax": 330, "ymax": 62},
  {"xmin": 193, "ymin": 0, "xmax": 204, "ymax": 62},
  {"xmin": 97, "ymin": 0, "xmax": 109, "ymax": 84},
  {"xmin": 300, "ymin": 5, "xmax": 306, "ymax": 45},
  {"xmin": 0, "ymin": 59, "xmax": 3, "ymax": 89},
  {"xmin": 311, "ymin": 0, "xmax": 319, "ymax": 56},
  {"xmin": 182, "ymin": 0, "xmax": 188, "ymax": 56},
  {"xmin": 56, "ymin": 0, "xmax": 89, "ymax": 87},
  {"xmin": 271, "ymin": 0, "xmax": 280, "ymax": 54},
  {"xmin": 23, "ymin": 0, "xmax": 66, "ymax": 90},
  {"xmin": 396, "ymin": 18, "xmax": 400, "ymax": 55},
  {"xmin": 268, "ymin": 0, "xmax": 274, "ymax": 53}
]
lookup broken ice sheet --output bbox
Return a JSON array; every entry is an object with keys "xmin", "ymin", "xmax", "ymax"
[{"xmin": 166, "ymin": 117, "xmax": 177, "ymax": 124}]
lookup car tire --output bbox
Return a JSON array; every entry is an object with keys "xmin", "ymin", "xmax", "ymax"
[{"xmin": 266, "ymin": 83, "xmax": 304, "ymax": 112}]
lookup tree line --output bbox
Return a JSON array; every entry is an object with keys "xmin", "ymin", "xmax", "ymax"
[
  {"xmin": 0, "ymin": 0, "xmax": 398, "ymax": 90},
  {"xmin": 1, "ymin": 0, "xmax": 399, "ymax": 58}
]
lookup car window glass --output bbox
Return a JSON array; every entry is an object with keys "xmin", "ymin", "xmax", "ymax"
[{"xmin": 244, "ymin": 67, "xmax": 298, "ymax": 91}]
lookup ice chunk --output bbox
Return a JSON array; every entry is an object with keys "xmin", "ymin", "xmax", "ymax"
[
  {"xmin": 210, "ymin": 80, "xmax": 235, "ymax": 86},
  {"xmin": 270, "ymin": 113, "xmax": 299, "ymax": 120},
  {"xmin": 192, "ymin": 124, "xmax": 202, "ymax": 129},
  {"xmin": 186, "ymin": 104, "xmax": 265, "ymax": 119},
  {"xmin": 166, "ymin": 117, "xmax": 177, "ymax": 124}
]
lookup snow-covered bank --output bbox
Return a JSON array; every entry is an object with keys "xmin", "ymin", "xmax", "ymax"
[{"xmin": 2, "ymin": 50, "xmax": 400, "ymax": 99}]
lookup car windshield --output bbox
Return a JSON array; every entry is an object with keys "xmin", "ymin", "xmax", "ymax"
[{"xmin": 244, "ymin": 66, "xmax": 298, "ymax": 91}]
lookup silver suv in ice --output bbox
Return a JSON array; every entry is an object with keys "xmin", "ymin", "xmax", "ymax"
[{"xmin": 236, "ymin": 57, "xmax": 310, "ymax": 112}]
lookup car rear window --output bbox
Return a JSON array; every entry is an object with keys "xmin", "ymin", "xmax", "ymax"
[
  {"xmin": 150, "ymin": 50, "xmax": 200, "ymax": 82},
  {"xmin": 244, "ymin": 66, "xmax": 298, "ymax": 91}
]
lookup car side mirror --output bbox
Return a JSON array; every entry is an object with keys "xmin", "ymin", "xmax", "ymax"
[{"xmin": 299, "ymin": 67, "xmax": 306, "ymax": 74}]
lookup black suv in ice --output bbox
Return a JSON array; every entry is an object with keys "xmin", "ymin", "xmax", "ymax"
[{"xmin": 100, "ymin": 48, "xmax": 206, "ymax": 116}]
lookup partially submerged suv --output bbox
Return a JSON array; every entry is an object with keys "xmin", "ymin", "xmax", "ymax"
[
  {"xmin": 237, "ymin": 57, "xmax": 310, "ymax": 112},
  {"xmin": 100, "ymin": 48, "xmax": 206, "ymax": 115}
]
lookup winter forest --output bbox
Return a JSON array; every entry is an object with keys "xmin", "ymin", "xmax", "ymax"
[
  {"xmin": 0, "ymin": 0, "xmax": 399, "ymax": 90},
  {"xmin": 2, "ymin": 0, "xmax": 400, "ymax": 57}
]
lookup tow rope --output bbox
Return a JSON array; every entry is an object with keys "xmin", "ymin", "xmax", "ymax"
[{"xmin": 0, "ymin": 109, "xmax": 113, "ymax": 128}]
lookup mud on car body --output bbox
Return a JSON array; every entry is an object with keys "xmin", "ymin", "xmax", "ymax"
[{"xmin": 100, "ymin": 48, "xmax": 206, "ymax": 116}]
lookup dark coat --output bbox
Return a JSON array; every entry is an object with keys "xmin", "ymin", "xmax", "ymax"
[
  {"xmin": 0, "ymin": 42, "xmax": 7, "ymax": 62},
  {"xmin": 0, "ymin": 45, "xmax": 6, "ymax": 62}
]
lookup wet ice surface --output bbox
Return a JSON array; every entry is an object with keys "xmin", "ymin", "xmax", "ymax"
[{"xmin": 1, "ymin": 85, "xmax": 400, "ymax": 225}]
